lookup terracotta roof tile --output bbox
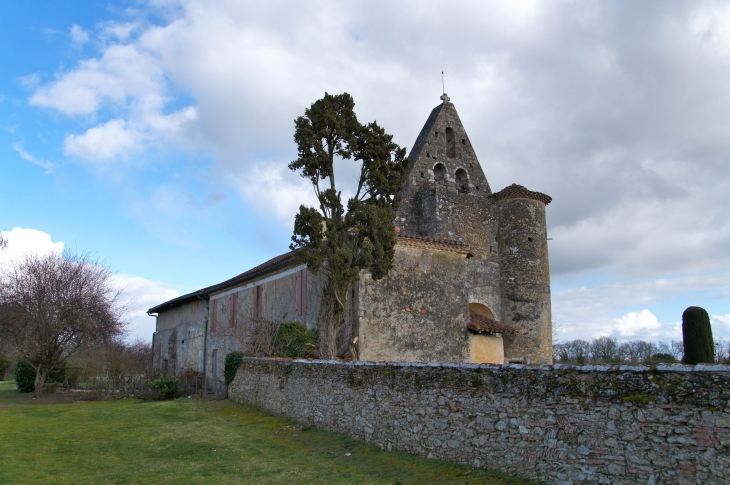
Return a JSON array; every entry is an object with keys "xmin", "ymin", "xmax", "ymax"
[
  {"xmin": 492, "ymin": 183, "xmax": 552, "ymax": 205},
  {"xmin": 468, "ymin": 311, "xmax": 517, "ymax": 334}
]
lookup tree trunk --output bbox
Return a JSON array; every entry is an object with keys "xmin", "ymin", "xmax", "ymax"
[
  {"xmin": 33, "ymin": 367, "xmax": 48, "ymax": 398},
  {"xmin": 318, "ymin": 283, "xmax": 347, "ymax": 360}
]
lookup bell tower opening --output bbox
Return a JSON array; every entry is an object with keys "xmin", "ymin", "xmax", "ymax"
[
  {"xmin": 446, "ymin": 127, "xmax": 456, "ymax": 158},
  {"xmin": 433, "ymin": 163, "xmax": 446, "ymax": 183}
]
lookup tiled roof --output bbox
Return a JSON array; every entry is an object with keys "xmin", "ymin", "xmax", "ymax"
[
  {"xmin": 396, "ymin": 234, "xmax": 473, "ymax": 256},
  {"xmin": 468, "ymin": 311, "xmax": 517, "ymax": 334},
  {"xmin": 148, "ymin": 251, "xmax": 295, "ymax": 314},
  {"xmin": 213, "ymin": 252, "xmax": 294, "ymax": 288},
  {"xmin": 492, "ymin": 183, "xmax": 552, "ymax": 205}
]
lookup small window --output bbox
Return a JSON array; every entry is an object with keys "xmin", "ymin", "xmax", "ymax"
[
  {"xmin": 433, "ymin": 163, "xmax": 446, "ymax": 182},
  {"xmin": 455, "ymin": 168, "xmax": 469, "ymax": 192},
  {"xmin": 162, "ymin": 359, "xmax": 169, "ymax": 375},
  {"xmin": 420, "ymin": 172, "xmax": 424, "ymax": 178},
  {"xmin": 446, "ymin": 127, "xmax": 455, "ymax": 158},
  {"xmin": 462, "ymin": 138, "xmax": 466, "ymax": 144}
]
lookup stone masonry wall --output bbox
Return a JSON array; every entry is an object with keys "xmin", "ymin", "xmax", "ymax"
[{"xmin": 229, "ymin": 359, "xmax": 730, "ymax": 485}]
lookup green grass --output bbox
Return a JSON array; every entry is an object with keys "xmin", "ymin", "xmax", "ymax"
[{"xmin": 0, "ymin": 381, "xmax": 536, "ymax": 485}]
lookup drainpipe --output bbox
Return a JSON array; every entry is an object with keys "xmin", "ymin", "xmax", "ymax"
[{"xmin": 148, "ymin": 311, "xmax": 158, "ymax": 370}]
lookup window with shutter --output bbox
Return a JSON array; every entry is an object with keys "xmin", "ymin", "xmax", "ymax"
[
  {"xmin": 254, "ymin": 285, "xmax": 263, "ymax": 321},
  {"xmin": 211, "ymin": 299, "xmax": 218, "ymax": 332}
]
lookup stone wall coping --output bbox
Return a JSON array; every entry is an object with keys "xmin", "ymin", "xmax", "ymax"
[{"xmin": 243, "ymin": 357, "xmax": 730, "ymax": 373}]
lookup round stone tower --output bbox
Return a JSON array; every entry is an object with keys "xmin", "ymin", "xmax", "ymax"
[{"xmin": 495, "ymin": 184, "xmax": 552, "ymax": 364}]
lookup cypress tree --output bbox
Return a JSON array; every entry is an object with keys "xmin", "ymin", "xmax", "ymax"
[{"xmin": 681, "ymin": 306, "xmax": 715, "ymax": 364}]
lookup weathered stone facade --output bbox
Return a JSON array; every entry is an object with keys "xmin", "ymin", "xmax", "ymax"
[
  {"xmin": 230, "ymin": 358, "xmax": 730, "ymax": 485},
  {"xmin": 395, "ymin": 98, "xmax": 553, "ymax": 362},
  {"xmin": 150, "ymin": 96, "xmax": 555, "ymax": 383}
]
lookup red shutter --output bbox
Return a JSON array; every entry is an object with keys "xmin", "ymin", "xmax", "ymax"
[
  {"xmin": 211, "ymin": 299, "xmax": 218, "ymax": 332},
  {"xmin": 254, "ymin": 285, "xmax": 263, "ymax": 321},
  {"xmin": 230, "ymin": 292, "xmax": 238, "ymax": 327}
]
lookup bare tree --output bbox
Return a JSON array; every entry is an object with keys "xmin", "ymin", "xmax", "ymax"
[{"xmin": 0, "ymin": 250, "xmax": 126, "ymax": 397}]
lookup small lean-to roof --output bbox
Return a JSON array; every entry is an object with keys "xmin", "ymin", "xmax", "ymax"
[
  {"xmin": 147, "ymin": 251, "xmax": 295, "ymax": 314},
  {"xmin": 395, "ymin": 233, "xmax": 473, "ymax": 257},
  {"xmin": 492, "ymin": 183, "xmax": 552, "ymax": 205},
  {"xmin": 468, "ymin": 311, "xmax": 517, "ymax": 335}
]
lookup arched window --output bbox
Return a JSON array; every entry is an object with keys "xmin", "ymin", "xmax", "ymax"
[
  {"xmin": 469, "ymin": 303, "xmax": 494, "ymax": 320},
  {"xmin": 455, "ymin": 168, "xmax": 469, "ymax": 192},
  {"xmin": 433, "ymin": 163, "xmax": 446, "ymax": 182},
  {"xmin": 446, "ymin": 127, "xmax": 456, "ymax": 158}
]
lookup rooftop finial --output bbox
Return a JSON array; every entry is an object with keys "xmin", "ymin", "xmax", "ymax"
[{"xmin": 440, "ymin": 72, "xmax": 450, "ymax": 104}]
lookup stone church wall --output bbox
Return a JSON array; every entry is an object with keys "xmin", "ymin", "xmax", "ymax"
[
  {"xmin": 230, "ymin": 359, "xmax": 730, "ymax": 485},
  {"xmin": 357, "ymin": 246, "xmax": 471, "ymax": 363}
]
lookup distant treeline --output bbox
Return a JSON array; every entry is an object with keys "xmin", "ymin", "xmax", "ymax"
[{"xmin": 553, "ymin": 336, "xmax": 730, "ymax": 365}]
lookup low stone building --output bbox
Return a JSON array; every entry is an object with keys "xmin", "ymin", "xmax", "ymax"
[{"xmin": 148, "ymin": 95, "xmax": 553, "ymax": 388}]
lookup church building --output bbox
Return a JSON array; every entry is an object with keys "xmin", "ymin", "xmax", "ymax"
[{"xmin": 148, "ymin": 95, "xmax": 553, "ymax": 387}]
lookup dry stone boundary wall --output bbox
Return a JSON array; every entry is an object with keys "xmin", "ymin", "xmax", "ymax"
[{"xmin": 229, "ymin": 358, "xmax": 730, "ymax": 485}]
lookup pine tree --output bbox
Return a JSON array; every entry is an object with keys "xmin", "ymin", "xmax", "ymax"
[{"xmin": 289, "ymin": 93, "xmax": 408, "ymax": 359}]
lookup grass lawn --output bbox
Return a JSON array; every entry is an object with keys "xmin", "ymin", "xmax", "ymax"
[{"xmin": 0, "ymin": 381, "xmax": 536, "ymax": 485}]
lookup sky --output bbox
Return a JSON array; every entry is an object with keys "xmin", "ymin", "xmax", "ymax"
[{"xmin": 2, "ymin": 0, "xmax": 730, "ymax": 344}]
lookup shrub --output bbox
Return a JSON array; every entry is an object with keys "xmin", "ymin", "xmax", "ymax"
[
  {"xmin": 14, "ymin": 358, "xmax": 67, "ymax": 393},
  {"xmin": 650, "ymin": 353, "xmax": 678, "ymax": 364},
  {"xmin": 224, "ymin": 351, "xmax": 245, "ymax": 386},
  {"xmin": 149, "ymin": 374, "xmax": 180, "ymax": 399},
  {"xmin": 682, "ymin": 306, "xmax": 715, "ymax": 364},
  {"xmin": 274, "ymin": 321, "xmax": 317, "ymax": 358}
]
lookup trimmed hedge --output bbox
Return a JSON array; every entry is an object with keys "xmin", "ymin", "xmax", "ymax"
[{"xmin": 682, "ymin": 306, "xmax": 715, "ymax": 364}]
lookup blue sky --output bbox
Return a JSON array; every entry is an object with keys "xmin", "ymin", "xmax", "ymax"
[{"xmin": 2, "ymin": 1, "xmax": 730, "ymax": 343}]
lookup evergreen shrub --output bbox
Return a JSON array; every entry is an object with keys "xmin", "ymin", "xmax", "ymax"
[
  {"xmin": 682, "ymin": 306, "xmax": 715, "ymax": 364},
  {"xmin": 149, "ymin": 374, "xmax": 180, "ymax": 399},
  {"xmin": 14, "ymin": 358, "xmax": 67, "ymax": 393},
  {"xmin": 274, "ymin": 321, "xmax": 318, "ymax": 358}
]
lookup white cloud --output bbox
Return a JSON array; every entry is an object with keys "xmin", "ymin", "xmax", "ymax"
[
  {"xmin": 613, "ymin": 310, "xmax": 664, "ymax": 339},
  {"xmin": 234, "ymin": 164, "xmax": 319, "ymax": 228},
  {"xmin": 30, "ymin": 44, "xmax": 164, "ymax": 115},
  {"xmin": 0, "ymin": 228, "xmax": 64, "ymax": 269},
  {"xmin": 112, "ymin": 274, "xmax": 179, "ymax": 342},
  {"xmin": 69, "ymin": 24, "xmax": 89, "ymax": 47},
  {"xmin": 19, "ymin": 73, "xmax": 40, "ymax": 88},
  {"xmin": 553, "ymin": 272, "xmax": 730, "ymax": 342},
  {"xmin": 63, "ymin": 119, "xmax": 142, "ymax": 161},
  {"xmin": 12, "ymin": 142, "xmax": 55, "ymax": 173}
]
